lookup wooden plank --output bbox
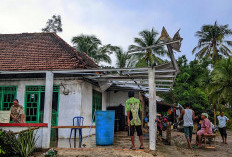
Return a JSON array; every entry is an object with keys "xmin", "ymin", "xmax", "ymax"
[
  {"xmin": 0, "ymin": 123, "xmax": 48, "ymax": 127},
  {"xmin": 204, "ymin": 146, "xmax": 216, "ymax": 149},
  {"xmin": 51, "ymin": 126, "xmax": 96, "ymax": 129},
  {"xmin": 14, "ymin": 127, "xmax": 39, "ymax": 134},
  {"xmin": 112, "ymin": 148, "xmax": 145, "ymax": 152}
]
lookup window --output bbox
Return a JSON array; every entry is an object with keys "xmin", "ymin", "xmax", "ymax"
[
  {"xmin": 0, "ymin": 86, "xmax": 17, "ymax": 111},
  {"xmin": 25, "ymin": 85, "xmax": 59, "ymax": 124},
  {"xmin": 92, "ymin": 90, "xmax": 102, "ymax": 119}
]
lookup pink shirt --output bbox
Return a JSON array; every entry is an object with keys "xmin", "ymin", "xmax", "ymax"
[{"xmin": 201, "ymin": 118, "xmax": 212, "ymax": 134}]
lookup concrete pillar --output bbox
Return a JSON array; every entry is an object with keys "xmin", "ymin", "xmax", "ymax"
[
  {"xmin": 148, "ymin": 68, "xmax": 157, "ymax": 150},
  {"xmin": 139, "ymin": 92, "xmax": 145, "ymax": 127},
  {"xmin": 42, "ymin": 71, "xmax": 54, "ymax": 149}
]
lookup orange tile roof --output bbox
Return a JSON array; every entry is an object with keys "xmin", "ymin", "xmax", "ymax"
[{"xmin": 0, "ymin": 32, "xmax": 98, "ymax": 71}]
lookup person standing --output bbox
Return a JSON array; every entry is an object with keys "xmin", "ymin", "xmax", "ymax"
[
  {"xmin": 126, "ymin": 91, "xmax": 144, "ymax": 150},
  {"xmin": 179, "ymin": 103, "xmax": 195, "ymax": 148},
  {"xmin": 217, "ymin": 111, "xmax": 230, "ymax": 144},
  {"xmin": 10, "ymin": 99, "xmax": 26, "ymax": 123}
]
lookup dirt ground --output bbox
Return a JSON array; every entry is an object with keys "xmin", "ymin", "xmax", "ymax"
[
  {"xmin": 32, "ymin": 130, "xmax": 232, "ymax": 157},
  {"xmin": 157, "ymin": 130, "xmax": 232, "ymax": 157}
]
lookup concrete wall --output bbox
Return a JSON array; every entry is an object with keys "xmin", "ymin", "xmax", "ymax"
[
  {"xmin": 107, "ymin": 91, "xmax": 139, "ymax": 115},
  {"xmin": 0, "ymin": 78, "xmax": 108, "ymax": 139},
  {"xmin": 57, "ymin": 80, "xmax": 83, "ymax": 138},
  {"xmin": 1, "ymin": 126, "xmax": 44, "ymax": 148}
]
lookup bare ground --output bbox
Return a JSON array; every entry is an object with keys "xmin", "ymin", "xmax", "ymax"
[
  {"xmin": 32, "ymin": 130, "xmax": 232, "ymax": 157},
  {"xmin": 157, "ymin": 130, "xmax": 232, "ymax": 157}
]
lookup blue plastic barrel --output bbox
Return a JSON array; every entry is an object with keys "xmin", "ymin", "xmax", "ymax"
[{"xmin": 95, "ymin": 110, "xmax": 115, "ymax": 145}]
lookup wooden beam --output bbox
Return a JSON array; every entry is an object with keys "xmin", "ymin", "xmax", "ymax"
[
  {"xmin": 14, "ymin": 127, "xmax": 39, "ymax": 134},
  {"xmin": 51, "ymin": 126, "xmax": 96, "ymax": 129}
]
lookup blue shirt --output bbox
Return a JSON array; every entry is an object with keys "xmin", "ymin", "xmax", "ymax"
[{"xmin": 217, "ymin": 116, "xmax": 229, "ymax": 128}]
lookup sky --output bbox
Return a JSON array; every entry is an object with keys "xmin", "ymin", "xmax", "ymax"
[{"xmin": 1, "ymin": 0, "xmax": 232, "ymax": 66}]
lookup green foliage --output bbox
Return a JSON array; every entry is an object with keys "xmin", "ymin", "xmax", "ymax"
[
  {"xmin": 44, "ymin": 148, "xmax": 58, "ymax": 157},
  {"xmin": 42, "ymin": 15, "xmax": 62, "ymax": 33},
  {"xmin": 159, "ymin": 55, "xmax": 211, "ymax": 115},
  {"xmin": 193, "ymin": 21, "xmax": 232, "ymax": 64},
  {"xmin": 16, "ymin": 129, "xmax": 38, "ymax": 157},
  {"xmin": 0, "ymin": 129, "xmax": 18, "ymax": 156},
  {"xmin": 72, "ymin": 34, "xmax": 117, "ymax": 64},
  {"xmin": 115, "ymin": 47, "xmax": 132, "ymax": 68},
  {"xmin": 0, "ymin": 129, "xmax": 37, "ymax": 157},
  {"xmin": 208, "ymin": 57, "xmax": 232, "ymax": 105},
  {"xmin": 129, "ymin": 28, "xmax": 167, "ymax": 67}
]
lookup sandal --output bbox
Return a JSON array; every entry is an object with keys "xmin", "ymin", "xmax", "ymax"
[
  {"xmin": 130, "ymin": 146, "xmax": 136, "ymax": 150},
  {"xmin": 139, "ymin": 146, "xmax": 144, "ymax": 149}
]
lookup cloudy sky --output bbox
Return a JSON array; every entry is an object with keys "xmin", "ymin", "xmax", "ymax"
[{"xmin": 1, "ymin": 0, "xmax": 232, "ymax": 66}]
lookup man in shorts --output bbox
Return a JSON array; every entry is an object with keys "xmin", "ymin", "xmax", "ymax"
[
  {"xmin": 179, "ymin": 103, "xmax": 195, "ymax": 148},
  {"xmin": 217, "ymin": 111, "xmax": 230, "ymax": 144},
  {"xmin": 126, "ymin": 91, "xmax": 144, "ymax": 150}
]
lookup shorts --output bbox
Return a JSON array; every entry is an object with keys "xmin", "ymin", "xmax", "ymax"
[
  {"xmin": 219, "ymin": 127, "xmax": 227, "ymax": 138},
  {"xmin": 129, "ymin": 125, "xmax": 143, "ymax": 136},
  {"xmin": 184, "ymin": 126, "xmax": 193, "ymax": 139}
]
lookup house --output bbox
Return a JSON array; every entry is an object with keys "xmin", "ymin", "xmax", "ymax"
[
  {"xmin": 0, "ymin": 32, "xmax": 179, "ymax": 149},
  {"xmin": 0, "ymin": 33, "xmax": 109, "ymax": 140}
]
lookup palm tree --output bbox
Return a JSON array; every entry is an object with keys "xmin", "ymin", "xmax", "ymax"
[
  {"xmin": 93, "ymin": 44, "xmax": 114, "ymax": 64},
  {"xmin": 129, "ymin": 28, "xmax": 167, "ymax": 67},
  {"xmin": 208, "ymin": 57, "xmax": 232, "ymax": 105},
  {"xmin": 193, "ymin": 21, "xmax": 232, "ymax": 64},
  {"xmin": 72, "ymin": 34, "xmax": 113, "ymax": 64},
  {"xmin": 115, "ymin": 47, "xmax": 132, "ymax": 68}
]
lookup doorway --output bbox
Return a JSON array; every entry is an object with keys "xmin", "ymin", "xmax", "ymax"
[{"xmin": 25, "ymin": 85, "xmax": 59, "ymax": 139}]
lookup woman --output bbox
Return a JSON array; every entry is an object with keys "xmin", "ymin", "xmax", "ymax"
[
  {"xmin": 196, "ymin": 113, "xmax": 212, "ymax": 148},
  {"xmin": 10, "ymin": 99, "xmax": 26, "ymax": 123}
]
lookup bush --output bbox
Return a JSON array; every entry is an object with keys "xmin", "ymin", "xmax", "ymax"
[
  {"xmin": 44, "ymin": 148, "xmax": 58, "ymax": 157},
  {"xmin": 0, "ymin": 129, "xmax": 18, "ymax": 157},
  {"xmin": 0, "ymin": 128, "xmax": 38, "ymax": 157},
  {"xmin": 225, "ymin": 110, "xmax": 232, "ymax": 129},
  {"xmin": 16, "ymin": 129, "xmax": 38, "ymax": 157}
]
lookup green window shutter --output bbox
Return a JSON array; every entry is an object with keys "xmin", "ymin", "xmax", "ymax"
[
  {"xmin": 92, "ymin": 90, "xmax": 102, "ymax": 120},
  {"xmin": 25, "ymin": 85, "xmax": 59, "ymax": 124},
  {"xmin": 0, "ymin": 86, "xmax": 17, "ymax": 111}
]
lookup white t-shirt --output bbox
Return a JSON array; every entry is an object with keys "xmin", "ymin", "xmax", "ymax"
[{"xmin": 217, "ymin": 116, "xmax": 229, "ymax": 128}]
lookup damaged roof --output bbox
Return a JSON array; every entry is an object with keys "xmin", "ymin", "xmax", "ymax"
[{"xmin": 0, "ymin": 32, "xmax": 98, "ymax": 71}]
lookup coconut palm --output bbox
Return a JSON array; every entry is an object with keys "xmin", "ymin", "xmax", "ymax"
[
  {"xmin": 208, "ymin": 57, "xmax": 232, "ymax": 105},
  {"xmin": 72, "ymin": 34, "xmax": 113, "ymax": 64},
  {"xmin": 193, "ymin": 21, "xmax": 232, "ymax": 64},
  {"xmin": 93, "ymin": 44, "xmax": 114, "ymax": 64},
  {"xmin": 129, "ymin": 28, "xmax": 167, "ymax": 67},
  {"xmin": 114, "ymin": 47, "xmax": 132, "ymax": 68}
]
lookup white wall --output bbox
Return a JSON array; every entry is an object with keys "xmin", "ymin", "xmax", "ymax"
[
  {"xmin": 108, "ymin": 91, "xmax": 139, "ymax": 115},
  {"xmin": 0, "ymin": 78, "xmax": 108, "ymax": 138},
  {"xmin": 80, "ymin": 82, "xmax": 108, "ymax": 137},
  {"xmin": 1, "ymin": 126, "xmax": 44, "ymax": 148},
  {"xmin": 0, "ymin": 79, "xmax": 46, "ymax": 106},
  {"xmin": 57, "ymin": 80, "xmax": 83, "ymax": 138}
]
